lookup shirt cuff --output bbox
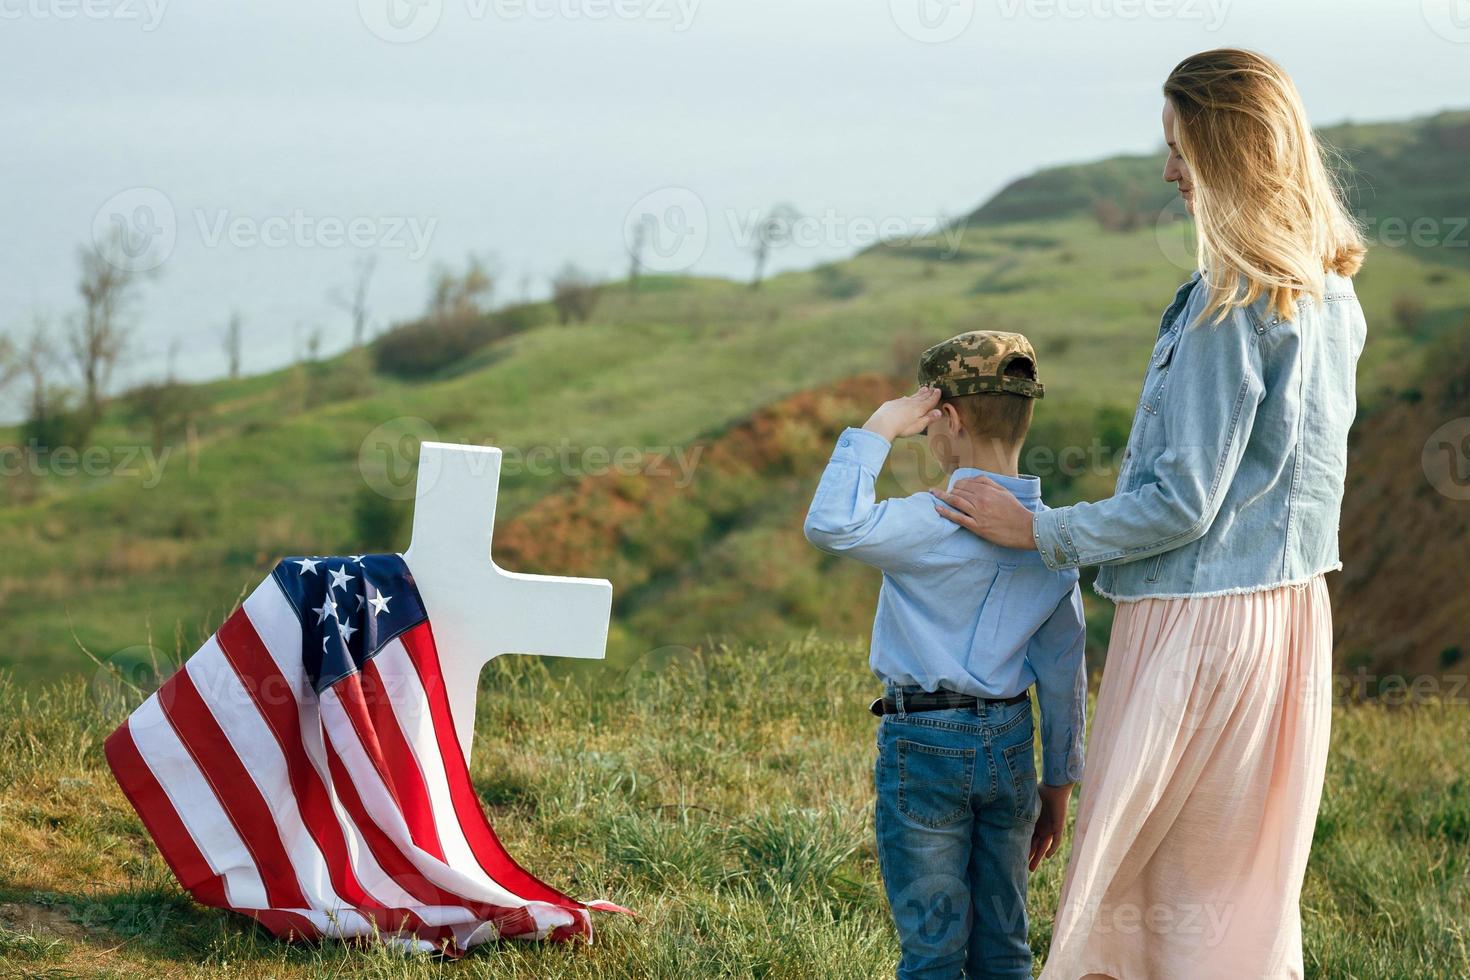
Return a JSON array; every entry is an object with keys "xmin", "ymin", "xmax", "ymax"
[
  {"xmin": 1042, "ymin": 730, "xmax": 1084, "ymax": 786},
  {"xmin": 831, "ymin": 426, "xmax": 892, "ymax": 474},
  {"xmin": 1033, "ymin": 506, "xmax": 1080, "ymax": 571},
  {"xmin": 1043, "ymin": 757, "xmax": 1083, "ymax": 787}
]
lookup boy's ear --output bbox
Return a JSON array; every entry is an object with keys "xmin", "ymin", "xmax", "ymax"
[{"xmin": 940, "ymin": 402, "xmax": 963, "ymax": 435}]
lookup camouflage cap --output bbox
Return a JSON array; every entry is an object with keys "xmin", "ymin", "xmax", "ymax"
[{"xmin": 917, "ymin": 330, "xmax": 1045, "ymax": 399}]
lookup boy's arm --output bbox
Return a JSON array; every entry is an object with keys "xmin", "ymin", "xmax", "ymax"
[
  {"xmin": 1027, "ymin": 582, "xmax": 1088, "ymax": 787},
  {"xmin": 802, "ymin": 427, "xmax": 944, "ymax": 573},
  {"xmin": 802, "ymin": 386, "xmax": 945, "ymax": 572}
]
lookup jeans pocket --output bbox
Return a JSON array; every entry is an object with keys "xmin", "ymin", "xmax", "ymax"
[
  {"xmin": 1002, "ymin": 736, "xmax": 1040, "ymax": 822},
  {"xmin": 896, "ymin": 739, "xmax": 974, "ymax": 829}
]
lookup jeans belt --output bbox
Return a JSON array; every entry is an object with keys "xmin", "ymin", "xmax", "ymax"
[{"xmin": 869, "ymin": 689, "xmax": 1030, "ymax": 717}]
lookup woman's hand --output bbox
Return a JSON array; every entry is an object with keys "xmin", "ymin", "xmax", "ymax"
[
  {"xmin": 932, "ymin": 476, "xmax": 1037, "ymax": 550},
  {"xmin": 862, "ymin": 386, "xmax": 943, "ymax": 442}
]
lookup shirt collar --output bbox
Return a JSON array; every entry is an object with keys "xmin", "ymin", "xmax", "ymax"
[{"xmin": 945, "ymin": 466, "xmax": 1041, "ymax": 500}]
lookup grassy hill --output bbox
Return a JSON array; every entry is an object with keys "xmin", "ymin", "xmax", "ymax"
[
  {"xmin": 966, "ymin": 110, "xmax": 1470, "ymax": 269},
  {"xmin": 3, "ymin": 205, "xmax": 1467, "ymax": 687},
  {"xmin": 1, "ymin": 638, "xmax": 1467, "ymax": 978}
]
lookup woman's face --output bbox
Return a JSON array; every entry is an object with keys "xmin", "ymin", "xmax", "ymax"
[{"xmin": 1162, "ymin": 101, "xmax": 1195, "ymax": 215}]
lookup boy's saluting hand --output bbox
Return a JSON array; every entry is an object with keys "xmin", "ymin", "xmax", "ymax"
[{"xmin": 862, "ymin": 386, "xmax": 943, "ymax": 442}]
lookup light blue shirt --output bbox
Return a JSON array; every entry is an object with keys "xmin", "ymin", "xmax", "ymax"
[{"xmin": 803, "ymin": 427, "xmax": 1086, "ymax": 785}]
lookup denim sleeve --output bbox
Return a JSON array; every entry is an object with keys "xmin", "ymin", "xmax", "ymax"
[
  {"xmin": 1033, "ymin": 310, "xmax": 1267, "ymax": 571},
  {"xmin": 802, "ymin": 427, "xmax": 944, "ymax": 573},
  {"xmin": 1027, "ymin": 584, "xmax": 1087, "ymax": 786}
]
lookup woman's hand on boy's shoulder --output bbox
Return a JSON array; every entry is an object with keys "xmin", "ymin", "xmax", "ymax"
[
  {"xmin": 861, "ymin": 386, "xmax": 942, "ymax": 442},
  {"xmin": 933, "ymin": 476, "xmax": 1038, "ymax": 551}
]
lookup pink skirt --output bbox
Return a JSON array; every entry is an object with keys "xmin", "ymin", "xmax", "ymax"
[{"xmin": 1040, "ymin": 576, "xmax": 1333, "ymax": 980}]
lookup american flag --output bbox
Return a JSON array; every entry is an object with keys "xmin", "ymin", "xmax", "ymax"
[{"xmin": 105, "ymin": 553, "xmax": 630, "ymax": 955}]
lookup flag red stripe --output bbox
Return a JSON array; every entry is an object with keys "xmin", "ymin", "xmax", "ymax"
[
  {"xmin": 248, "ymin": 909, "xmax": 321, "ymax": 942},
  {"xmin": 158, "ymin": 666, "xmax": 312, "ymax": 911},
  {"xmin": 104, "ymin": 720, "xmax": 231, "ymax": 909},
  {"xmin": 317, "ymin": 724, "xmax": 483, "ymax": 914},
  {"xmin": 398, "ymin": 622, "xmax": 585, "ymax": 914},
  {"xmin": 216, "ymin": 609, "xmax": 380, "ymax": 910},
  {"xmin": 360, "ymin": 659, "xmax": 447, "ymax": 861},
  {"xmin": 321, "ymin": 678, "xmax": 567, "ymax": 940},
  {"xmin": 319, "ymin": 700, "xmax": 557, "ymax": 939}
]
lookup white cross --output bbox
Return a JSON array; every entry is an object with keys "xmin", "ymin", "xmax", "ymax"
[{"xmin": 400, "ymin": 442, "xmax": 613, "ymax": 765}]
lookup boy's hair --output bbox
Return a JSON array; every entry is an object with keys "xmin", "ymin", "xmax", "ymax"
[{"xmin": 943, "ymin": 358, "xmax": 1036, "ymax": 447}]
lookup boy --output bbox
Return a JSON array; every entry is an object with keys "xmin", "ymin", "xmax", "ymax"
[{"xmin": 803, "ymin": 331, "xmax": 1086, "ymax": 980}]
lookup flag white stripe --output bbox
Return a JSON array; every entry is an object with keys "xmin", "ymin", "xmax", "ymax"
[
  {"xmin": 317, "ymin": 685, "xmax": 545, "ymax": 911},
  {"xmin": 371, "ymin": 641, "xmax": 493, "ymax": 885},
  {"xmin": 243, "ymin": 582, "xmax": 428, "ymax": 912},
  {"xmin": 183, "ymin": 637, "xmax": 347, "ymax": 911},
  {"xmin": 128, "ymin": 694, "xmax": 270, "ymax": 910}
]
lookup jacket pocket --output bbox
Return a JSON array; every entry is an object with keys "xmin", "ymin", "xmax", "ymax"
[
  {"xmin": 897, "ymin": 739, "xmax": 975, "ymax": 829},
  {"xmin": 1140, "ymin": 327, "xmax": 1182, "ymax": 418}
]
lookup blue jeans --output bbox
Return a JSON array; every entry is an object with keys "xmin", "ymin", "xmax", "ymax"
[{"xmin": 874, "ymin": 686, "xmax": 1040, "ymax": 980}]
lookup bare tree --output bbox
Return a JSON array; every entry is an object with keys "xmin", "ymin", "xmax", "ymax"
[
  {"xmin": 331, "ymin": 254, "xmax": 378, "ymax": 346},
  {"xmin": 291, "ymin": 321, "xmax": 324, "ymax": 365},
  {"xmin": 70, "ymin": 234, "xmax": 139, "ymax": 430},
  {"xmin": 550, "ymin": 264, "xmax": 604, "ymax": 324},
  {"xmin": 0, "ymin": 332, "xmax": 17, "ymax": 395},
  {"xmin": 131, "ymin": 376, "xmax": 203, "ymax": 456},
  {"xmin": 19, "ymin": 318, "xmax": 63, "ymax": 440},
  {"xmin": 427, "ymin": 253, "xmax": 495, "ymax": 323},
  {"xmin": 221, "ymin": 310, "xmax": 244, "ymax": 379},
  {"xmin": 627, "ymin": 221, "xmax": 646, "ymax": 290},
  {"xmin": 749, "ymin": 203, "xmax": 799, "ymax": 290}
]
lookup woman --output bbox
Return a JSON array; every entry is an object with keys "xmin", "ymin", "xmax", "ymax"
[{"xmin": 933, "ymin": 49, "xmax": 1366, "ymax": 980}]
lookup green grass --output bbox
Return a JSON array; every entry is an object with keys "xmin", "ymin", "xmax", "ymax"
[{"xmin": 0, "ymin": 638, "xmax": 1464, "ymax": 978}]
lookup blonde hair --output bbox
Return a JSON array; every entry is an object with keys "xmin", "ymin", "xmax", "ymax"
[{"xmin": 1164, "ymin": 49, "xmax": 1366, "ymax": 323}]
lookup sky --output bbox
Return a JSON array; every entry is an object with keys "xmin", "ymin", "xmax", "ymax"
[{"xmin": 4, "ymin": 0, "xmax": 1468, "ymax": 401}]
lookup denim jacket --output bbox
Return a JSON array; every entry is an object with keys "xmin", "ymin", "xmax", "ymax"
[{"xmin": 1032, "ymin": 270, "xmax": 1366, "ymax": 600}]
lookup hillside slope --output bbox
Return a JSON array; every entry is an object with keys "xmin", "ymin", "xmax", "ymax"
[
  {"xmin": 2, "ymin": 110, "xmax": 1469, "ymax": 685},
  {"xmin": 1331, "ymin": 329, "xmax": 1470, "ymax": 679},
  {"xmin": 968, "ymin": 110, "xmax": 1470, "ymax": 268}
]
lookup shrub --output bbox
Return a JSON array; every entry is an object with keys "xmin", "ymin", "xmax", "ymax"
[
  {"xmin": 1391, "ymin": 293, "xmax": 1427, "ymax": 336},
  {"xmin": 126, "ymin": 381, "xmax": 207, "ymax": 453},
  {"xmin": 372, "ymin": 304, "xmax": 545, "ymax": 379},
  {"xmin": 813, "ymin": 264, "xmax": 864, "ymax": 300},
  {"xmin": 550, "ymin": 265, "xmax": 604, "ymax": 324},
  {"xmin": 351, "ymin": 485, "xmax": 408, "ymax": 551},
  {"xmin": 20, "ymin": 390, "xmax": 90, "ymax": 453}
]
